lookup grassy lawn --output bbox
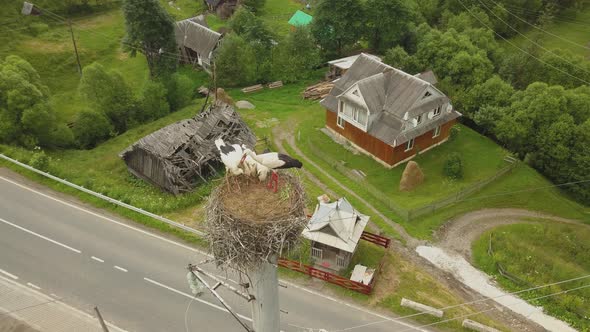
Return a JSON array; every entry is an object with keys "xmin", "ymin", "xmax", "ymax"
[
  {"xmin": 501, "ymin": 5, "xmax": 590, "ymax": 58},
  {"xmin": 472, "ymin": 222, "xmax": 590, "ymax": 331},
  {"xmin": 258, "ymin": 0, "xmax": 307, "ymax": 37}
]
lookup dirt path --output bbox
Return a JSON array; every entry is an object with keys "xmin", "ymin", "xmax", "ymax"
[{"xmin": 435, "ymin": 208, "xmax": 585, "ymax": 261}]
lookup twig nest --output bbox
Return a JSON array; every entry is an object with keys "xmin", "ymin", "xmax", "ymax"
[{"xmin": 206, "ymin": 173, "xmax": 307, "ymax": 271}]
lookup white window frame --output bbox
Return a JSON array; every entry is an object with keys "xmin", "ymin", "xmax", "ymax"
[
  {"xmin": 337, "ymin": 116, "xmax": 345, "ymax": 128},
  {"xmin": 405, "ymin": 138, "xmax": 415, "ymax": 151},
  {"xmin": 416, "ymin": 115, "xmax": 423, "ymax": 124},
  {"xmin": 433, "ymin": 125, "xmax": 441, "ymax": 138},
  {"xmin": 433, "ymin": 106, "xmax": 441, "ymax": 117}
]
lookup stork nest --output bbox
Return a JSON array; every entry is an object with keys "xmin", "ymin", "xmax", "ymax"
[{"xmin": 206, "ymin": 173, "xmax": 307, "ymax": 271}]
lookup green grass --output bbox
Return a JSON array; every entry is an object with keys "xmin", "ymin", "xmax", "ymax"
[
  {"xmin": 206, "ymin": 13, "xmax": 228, "ymax": 32},
  {"xmin": 472, "ymin": 222, "xmax": 590, "ymax": 331},
  {"xmin": 258, "ymin": 0, "xmax": 307, "ymax": 37},
  {"xmin": 159, "ymin": 0, "xmax": 205, "ymax": 20},
  {"xmin": 501, "ymin": 5, "xmax": 590, "ymax": 59}
]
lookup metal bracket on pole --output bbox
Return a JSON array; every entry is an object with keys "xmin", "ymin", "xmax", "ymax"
[
  {"xmin": 188, "ymin": 264, "xmax": 255, "ymax": 302},
  {"xmin": 187, "ymin": 265, "xmax": 253, "ymax": 332}
]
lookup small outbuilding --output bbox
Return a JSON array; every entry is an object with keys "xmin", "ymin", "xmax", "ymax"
[
  {"xmin": 326, "ymin": 53, "xmax": 382, "ymax": 80},
  {"xmin": 302, "ymin": 197, "xmax": 369, "ymax": 271},
  {"xmin": 120, "ymin": 102, "xmax": 256, "ymax": 195},
  {"xmin": 288, "ymin": 10, "xmax": 312, "ymax": 30},
  {"xmin": 175, "ymin": 16, "xmax": 222, "ymax": 73},
  {"xmin": 203, "ymin": 0, "xmax": 238, "ymax": 19}
]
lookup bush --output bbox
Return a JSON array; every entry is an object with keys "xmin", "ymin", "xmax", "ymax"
[
  {"xmin": 448, "ymin": 125, "xmax": 460, "ymax": 142},
  {"xmin": 29, "ymin": 151, "xmax": 50, "ymax": 172},
  {"xmin": 140, "ymin": 81, "xmax": 170, "ymax": 122},
  {"xmin": 73, "ymin": 110, "xmax": 113, "ymax": 149},
  {"xmin": 165, "ymin": 73, "xmax": 194, "ymax": 111},
  {"xmin": 443, "ymin": 152, "xmax": 463, "ymax": 180}
]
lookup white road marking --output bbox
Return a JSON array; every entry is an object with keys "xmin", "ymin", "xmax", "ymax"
[
  {"xmin": 0, "ymin": 268, "xmax": 18, "ymax": 280},
  {"xmin": 114, "ymin": 266, "xmax": 128, "ymax": 273},
  {"xmin": 26, "ymin": 282, "xmax": 41, "ymax": 290},
  {"xmin": 0, "ymin": 216, "xmax": 81, "ymax": 254},
  {"xmin": 143, "ymin": 277, "xmax": 252, "ymax": 322},
  {"xmin": 91, "ymin": 256, "xmax": 104, "ymax": 263},
  {"xmin": 0, "ymin": 175, "xmax": 424, "ymax": 330}
]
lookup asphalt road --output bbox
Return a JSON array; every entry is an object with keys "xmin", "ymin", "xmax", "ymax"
[{"xmin": 0, "ymin": 171, "xmax": 425, "ymax": 332}]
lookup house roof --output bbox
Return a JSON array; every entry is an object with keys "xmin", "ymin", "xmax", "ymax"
[
  {"xmin": 175, "ymin": 18, "xmax": 222, "ymax": 59},
  {"xmin": 321, "ymin": 53, "xmax": 461, "ymax": 146},
  {"xmin": 301, "ymin": 197, "xmax": 369, "ymax": 253},
  {"xmin": 415, "ymin": 70, "xmax": 438, "ymax": 85},
  {"xmin": 288, "ymin": 10, "xmax": 313, "ymax": 27},
  {"xmin": 327, "ymin": 54, "xmax": 381, "ymax": 70}
]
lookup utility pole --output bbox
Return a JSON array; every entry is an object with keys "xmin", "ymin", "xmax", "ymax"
[
  {"xmin": 94, "ymin": 306, "xmax": 110, "ymax": 332},
  {"xmin": 68, "ymin": 19, "xmax": 82, "ymax": 75},
  {"xmin": 247, "ymin": 255, "xmax": 280, "ymax": 332}
]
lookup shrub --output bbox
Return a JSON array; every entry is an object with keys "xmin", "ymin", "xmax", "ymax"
[
  {"xmin": 140, "ymin": 81, "xmax": 170, "ymax": 122},
  {"xmin": 73, "ymin": 110, "xmax": 113, "ymax": 149},
  {"xmin": 449, "ymin": 125, "xmax": 460, "ymax": 142},
  {"xmin": 165, "ymin": 73, "xmax": 194, "ymax": 111},
  {"xmin": 29, "ymin": 151, "xmax": 50, "ymax": 172},
  {"xmin": 443, "ymin": 152, "xmax": 463, "ymax": 180}
]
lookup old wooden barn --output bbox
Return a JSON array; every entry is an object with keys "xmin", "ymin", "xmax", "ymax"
[{"xmin": 119, "ymin": 102, "xmax": 256, "ymax": 195}]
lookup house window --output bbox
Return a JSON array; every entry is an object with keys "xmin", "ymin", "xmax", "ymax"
[
  {"xmin": 433, "ymin": 125, "xmax": 441, "ymax": 138},
  {"xmin": 405, "ymin": 138, "xmax": 415, "ymax": 151},
  {"xmin": 352, "ymin": 89, "xmax": 360, "ymax": 97},
  {"xmin": 423, "ymin": 91, "xmax": 432, "ymax": 98},
  {"xmin": 416, "ymin": 115, "xmax": 423, "ymax": 125},
  {"xmin": 337, "ymin": 116, "xmax": 345, "ymax": 128},
  {"xmin": 355, "ymin": 108, "xmax": 368, "ymax": 126},
  {"xmin": 433, "ymin": 106, "xmax": 441, "ymax": 117},
  {"xmin": 343, "ymin": 103, "xmax": 354, "ymax": 118}
]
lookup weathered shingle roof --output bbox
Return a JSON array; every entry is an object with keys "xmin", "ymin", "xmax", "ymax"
[
  {"xmin": 175, "ymin": 18, "xmax": 221, "ymax": 59},
  {"xmin": 321, "ymin": 53, "xmax": 460, "ymax": 146}
]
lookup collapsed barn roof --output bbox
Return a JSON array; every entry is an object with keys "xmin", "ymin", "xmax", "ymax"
[{"xmin": 120, "ymin": 101, "xmax": 256, "ymax": 195}]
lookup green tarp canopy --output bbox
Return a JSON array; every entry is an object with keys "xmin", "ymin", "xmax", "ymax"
[{"xmin": 288, "ymin": 10, "xmax": 312, "ymax": 27}]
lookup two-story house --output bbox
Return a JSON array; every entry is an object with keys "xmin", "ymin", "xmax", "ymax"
[{"xmin": 320, "ymin": 54, "xmax": 461, "ymax": 168}]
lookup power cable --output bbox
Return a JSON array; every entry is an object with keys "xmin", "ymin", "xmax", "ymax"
[
  {"xmin": 486, "ymin": 0, "xmax": 590, "ymax": 50},
  {"xmin": 393, "ymin": 283, "xmax": 590, "ymax": 332},
  {"xmin": 493, "ymin": 4, "xmax": 590, "ymax": 27},
  {"xmin": 476, "ymin": 0, "xmax": 590, "ymax": 76},
  {"xmin": 330, "ymin": 273, "xmax": 590, "ymax": 331},
  {"xmin": 456, "ymin": 0, "xmax": 590, "ymax": 86}
]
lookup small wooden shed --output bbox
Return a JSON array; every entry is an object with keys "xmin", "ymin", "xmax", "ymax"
[
  {"xmin": 119, "ymin": 102, "xmax": 256, "ymax": 195},
  {"xmin": 302, "ymin": 197, "xmax": 369, "ymax": 271}
]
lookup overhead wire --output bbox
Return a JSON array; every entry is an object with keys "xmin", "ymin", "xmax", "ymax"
[
  {"xmin": 486, "ymin": 0, "xmax": 590, "ymax": 50},
  {"xmin": 494, "ymin": 3, "xmax": 590, "ymax": 27},
  {"xmin": 330, "ymin": 273, "xmax": 590, "ymax": 331},
  {"xmin": 456, "ymin": 0, "xmax": 590, "ymax": 86}
]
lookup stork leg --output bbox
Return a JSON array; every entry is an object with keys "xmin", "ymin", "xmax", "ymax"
[{"xmin": 267, "ymin": 171, "xmax": 279, "ymax": 193}]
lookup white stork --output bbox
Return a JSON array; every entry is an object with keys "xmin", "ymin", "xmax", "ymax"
[
  {"xmin": 214, "ymin": 138, "xmax": 244, "ymax": 176},
  {"xmin": 241, "ymin": 149, "xmax": 302, "ymax": 192}
]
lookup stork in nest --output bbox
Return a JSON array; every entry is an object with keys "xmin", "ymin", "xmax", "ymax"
[
  {"xmin": 240, "ymin": 149, "xmax": 302, "ymax": 192},
  {"xmin": 215, "ymin": 138, "xmax": 246, "ymax": 188}
]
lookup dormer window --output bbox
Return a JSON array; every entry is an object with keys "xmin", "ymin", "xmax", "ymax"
[
  {"xmin": 416, "ymin": 115, "xmax": 423, "ymax": 124},
  {"xmin": 423, "ymin": 91, "xmax": 432, "ymax": 99},
  {"xmin": 352, "ymin": 89, "xmax": 360, "ymax": 97},
  {"xmin": 433, "ymin": 106, "xmax": 441, "ymax": 117}
]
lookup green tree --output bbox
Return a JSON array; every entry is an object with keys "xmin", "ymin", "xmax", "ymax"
[
  {"xmin": 73, "ymin": 109, "xmax": 113, "ymax": 149},
  {"xmin": 365, "ymin": 0, "xmax": 418, "ymax": 53},
  {"xmin": 241, "ymin": 0, "xmax": 266, "ymax": 12},
  {"xmin": 443, "ymin": 152, "xmax": 463, "ymax": 179},
  {"xmin": 122, "ymin": 0, "xmax": 178, "ymax": 78},
  {"xmin": 311, "ymin": 0, "xmax": 365, "ymax": 57},
  {"xmin": 0, "ymin": 55, "xmax": 68, "ymax": 148},
  {"xmin": 215, "ymin": 34, "xmax": 257, "ymax": 87},
  {"xmin": 78, "ymin": 62, "xmax": 135, "ymax": 133},
  {"xmin": 383, "ymin": 46, "xmax": 421, "ymax": 73},
  {"xmin": 271, "ymin": 27, "xmax": 320, "ymax": 82},
  {"xmin": 164, "ymin": 73, "xmax": 194, "ymax": 111},
  {"xmin": 141, "ymin": 81, "xmax": 170, "ymax": 122},
  {"xmin": 462, "ymin": 75, "xmax": 514, "ymax": 117}
]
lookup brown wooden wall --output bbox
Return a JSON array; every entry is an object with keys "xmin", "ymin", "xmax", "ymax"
[{"xmin": 326, "ymin": 110, "xmax": 456, "ymax": 166}]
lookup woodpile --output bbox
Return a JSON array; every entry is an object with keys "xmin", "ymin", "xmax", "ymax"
[
  {"xmin": 268, "ymin": 81, "xmax": 283, "ymax": 89},
  {"xmin": 241, "ymin": 84, "xmax": 263, "ymax": 93},
  {"xmin": 302, "ymin": 81, "xmax": 334, "ymax": 100}
]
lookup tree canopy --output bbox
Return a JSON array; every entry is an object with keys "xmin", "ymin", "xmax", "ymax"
[
  {"xmin": 364, "ymin": 0, "xmax": 419, "ymax": 53},
  {"xmin": 215, "ymin": 34, "xmax": 257, "ymax": 87},
  {"xmin": 311, "ymin": 0, "xmax": 365, "ymax": 57}
]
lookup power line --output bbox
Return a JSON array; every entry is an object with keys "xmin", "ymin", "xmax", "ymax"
[
  {"xmin": 394, "ymin": 283, "xmax": 590, "ymax": 332},
  {"xmin": 330, "ymin": 274, "xmax": 590, "ymax": 331},
  {"xmin": 486, "ymin": 0, "xmax": 590, "ymax": 50},
  {"xmin": 456, "ymin": 0, "xmax": 590, "ymax": 86},
  {"xmin": 494, "ymin": 3, "xmax": 590, "ymax": 27},
  {"xmin": 476, "ymin": 0, "xmax": 590, "ymax": 76}
]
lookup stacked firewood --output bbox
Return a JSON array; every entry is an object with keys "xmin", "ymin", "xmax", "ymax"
[{"xmin": 302, "ymin": 81, "xmax": 334, "ymax": 100}]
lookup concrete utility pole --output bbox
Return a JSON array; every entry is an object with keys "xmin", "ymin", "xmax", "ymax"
[
  {"xmin": 68, "ymin": 19, "xmax": 83, "ymax": 75},
  {"xmin": 94, "ymin": 306, "xmax": 110, "ymax": 332},
  {"xmin": 247, "ymin": 255, "xmax": 280, "ymax": 332}
]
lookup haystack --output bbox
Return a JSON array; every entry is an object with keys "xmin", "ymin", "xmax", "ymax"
[
  {"xmin": 399, "ymin": 161, "xmax": 424, "ymax": 191},
  {"xmin": 206, "ymin": 173, "xmax": 307, "ymax": 271}
]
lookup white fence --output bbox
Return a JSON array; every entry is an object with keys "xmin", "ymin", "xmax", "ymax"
[{"xmin": 0, "ymin": 154, "xmax": 205, "ymax": 237}]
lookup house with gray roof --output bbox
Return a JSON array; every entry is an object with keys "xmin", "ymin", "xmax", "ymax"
[
  {"xmin": 321, "ymin": 53, "xmax": 461, "ymax": 167},
  {"xmin": 174, "ymin": 16, "xmax": 222, "ymax": 73}
]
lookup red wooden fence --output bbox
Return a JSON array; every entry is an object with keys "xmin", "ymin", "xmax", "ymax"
[
  {"xmin": 360, "ymin": 231, "xmax": 391, "ymax": 248},
  {"xmin": 278, "ymin": 258, "xmax": 373, "ymax": 295}
]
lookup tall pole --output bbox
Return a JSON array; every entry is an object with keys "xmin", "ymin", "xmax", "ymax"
[
  {"xmin": 94, "ymin": 306, "xmax": 110, "ymax": 332},
  {"xmin": 247, "ymin": 255, "xmax": 280, "ymax": 332},
  {"xmin": 68, "ymin": 19, "xmax": 82, "ymax": 75}
]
